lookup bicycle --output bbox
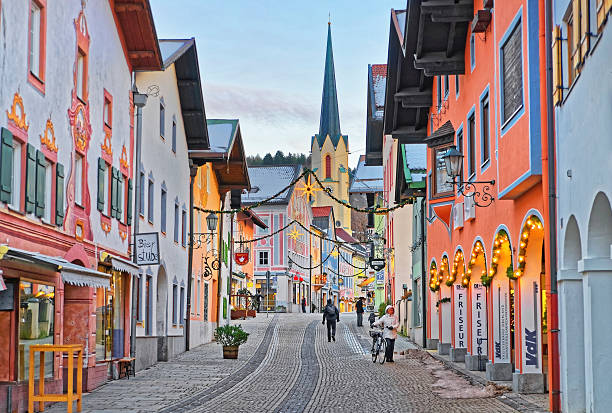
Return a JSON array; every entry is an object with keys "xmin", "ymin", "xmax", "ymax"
[{"xmin": 369, "ymin": 329, "xmax": 386, "ymax": 364}]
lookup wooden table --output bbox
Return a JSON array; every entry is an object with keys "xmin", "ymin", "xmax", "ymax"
[{"xmin": 28, "ymin": 344, "xmax": 83, "ymax": 413}]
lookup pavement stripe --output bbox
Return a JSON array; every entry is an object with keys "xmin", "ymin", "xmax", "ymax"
[
  {"xmin": 157, "ymin": 315, "xmax": 278, "ymax": 412},
  {"xmin": 273, "ymin": 320, "xmax": 320, "ymax": 413}
]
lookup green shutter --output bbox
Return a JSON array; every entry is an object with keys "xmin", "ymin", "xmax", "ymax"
[
  {"xmin": 35, "ymin": 150, "xmax": 46, "ymax": 217},
  {"xmin": 111, "ymin": 167, "xmax": 118, "ymax": 218},
  {"xmin": 25, "ymin": 144, "xmax": 36, "ymax": 214},
  {"xmin": 126, "ymin": 178, "xmax": 133, "ymax": 225},
  {"xmin": 116, "ymin": 174, "xmax": 123, "ymax": 218},
  {"xmin": 0, "ymin": 128, "xmax": 13, "ymax": 203},
  {"xmin": 97, "ymin": 158, "xmax": 105, "ymax": 212},
  {"xmin": 56, "ymin": 163, "xmax": 65, "ymax": 226}
]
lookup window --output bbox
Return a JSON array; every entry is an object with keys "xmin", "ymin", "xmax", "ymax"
[
  {"xmin": 171, "ymin": 120, "xmax": 176, "ymax": 153},
  {"xmin": 444, "ymin": 75, "xmax": 449, "ymax": 98},
  {"xmin": 481, "ymin": 94, "xmax": 490, "ymax": 166},
  {"xmin": 470, "ymin": 33, "xmax": 476, "ymax": 71},
  {"xmin": 174, "ymin": 203, "xmax": 179, "ymax": 243},
  {"xmin": 161, "ymin": 188, "xmax": 167, "ymax": 233},
  {"xmin": 145, "ymin": 275, "xmax": 152, "ymax": 335},
  {"xmin": 196, "ymin": 278, "xmax": 201, "ymax": 315},
  {"xmin": 75, "ymin": 153, "xmax": 83, "ymax": 206},
  {"xmin": 117, "ymin": 175, "xmax": 124, "ymax": 222},
  {"xmin": 564, "ymin": 6, "xmax": 577, "ymax": 86},
  {"xmin": 501, "ymin": 20, "xmax": 524, "ymax": 124},
  {"xmin": 135, "ymin": 275, "xmax": 141, "ymax": 321},
  {"xmin": 180, "ymin": 286, "xmax": 185, "ymax": 325},
  {"xmin": 455, "ymin": 75, "xmax": 460, "ymax": 97},
  {"xmin": 257, "ymin": 218, "xmax": 269, "ymax": 235},
  {"xmin": 456, "ymin": 129, "xmax": 464, "ymax": 183},
  {"xmin": 468, "ymin": 113, "xmax": 476, "ymax": 177},
  {"xmin": 203, "ymin": 282, "xmax": 209, "ymax": 321},
  {"xmin": 43, "ymin": 159, "xmax": 52, "ymax": 222},
  {"xmin": 103, "ymin": 162, "xmax": 110, "ymax": 214},
  {"xmin": 325, "ymin": 155, "xmax": 331, "ymax": 179},
  {"xmin": 28, "ymin": 0, "xmax": 45, "ymax": 86},
  {"xmin": 103, "ymin": 97, "xmax": 111, "ymax": 127},
  {"xmin": 172, "ymin": 284, "xmax": 178, "ymax": 324},
  {"xmin": 147, "ymin": 179, "xmax": 154, "ymax": 223},
  {"xmin": 18, "ymin": 281, "xmax": 54, "ymax": 381},
  {"xmin": 436, "ymin": 76, "xmax": 442, "ymax": 109},
  {"xmin": 432, "ymin": 145, "xmax": 454, "ymax": 197},
  {"xmin": 182, "ymin": 210, "xmax": 187, "ymax": 246},
  {"xmin": 258, "ymin": 251, "xmax": 269, "ymax": 266},
  {"xmin": 139, "ymin": 171, "xmax": 145, "ymax": 216},
  {"xmin": 76, "ymin": 50, "xmax": 86, "ymax": 101},
  {"xmin": 160, "ymin": 103, "xmax": 165, "ymax": 139}
]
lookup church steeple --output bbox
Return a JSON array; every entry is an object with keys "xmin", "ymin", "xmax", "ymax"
[{"xmin": 318, "ymin": 23, "xmax": 341, "ymax": 141}]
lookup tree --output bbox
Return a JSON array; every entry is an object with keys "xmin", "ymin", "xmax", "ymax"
[
  {"xmin": 273, "ymin": 150, "xmax": 285, "ymax": 165},
  {"xmin": 263, "ymin": 153, "xmax": 273, "ymax": 164}
]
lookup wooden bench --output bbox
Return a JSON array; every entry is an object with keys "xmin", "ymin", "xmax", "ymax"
[{"xmin": 117, "ymin": 357, "xmax": 135, "ymax": 379}]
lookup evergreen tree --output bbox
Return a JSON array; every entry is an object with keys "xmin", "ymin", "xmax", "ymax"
[
  {"xmin": 273, "ymin": 150, "xmax": 285, "ymax": 164},
  {"xmin": 263, "ymin": 153, "xmax": 274, "ymax": 164}
]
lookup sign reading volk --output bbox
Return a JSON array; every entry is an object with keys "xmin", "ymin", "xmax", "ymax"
[{"xmin": 135, "ymin": 233, "xmax": 160, "ymax": 265}]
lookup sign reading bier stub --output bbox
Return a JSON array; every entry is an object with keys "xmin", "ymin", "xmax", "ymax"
[{"xmin": 135, "ymin": 233, "xmax": 160, "ymax": 265}]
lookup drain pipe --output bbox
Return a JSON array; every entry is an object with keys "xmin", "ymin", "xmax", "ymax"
[{"xmin": 420, "ymin": 198, "xmax": 427, "ymax": 348}]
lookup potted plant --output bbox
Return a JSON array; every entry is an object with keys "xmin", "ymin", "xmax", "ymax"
[{"xmin": 214, "ymin": 324, "xmax": 249, "ymax": 359}]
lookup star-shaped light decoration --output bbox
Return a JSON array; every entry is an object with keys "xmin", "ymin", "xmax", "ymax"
[
  {"xmin": 296, "ymin": 175, "xmax": 321, "ymax": 199},
  {"xmin": 288, "ymin": 226, "xmax": 303, "ymax": 241},
  {"xmin": 330, "ymin": 247, "xmax": 339, "ymax": 258}
]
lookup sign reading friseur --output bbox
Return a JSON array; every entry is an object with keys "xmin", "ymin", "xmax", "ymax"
[{"xmin": 135, "ymin": 232, "xmax": 160, "ymax": 265}]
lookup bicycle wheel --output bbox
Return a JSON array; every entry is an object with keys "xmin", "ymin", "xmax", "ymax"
[
  {"xmin": 378, "ymin": 338, "xmax": 386, "ymax": 364},
  {"xmin": 371, "ymin": 342, "xmax": 378, "ymax": 363}
]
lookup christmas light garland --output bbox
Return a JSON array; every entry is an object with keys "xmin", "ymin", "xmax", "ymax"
[
  {"xmin": 512, "ymin": 216, "xmax": 543, "ymax": 279},
  {"xmin": 481, "ymin": 230, "xmax": 510, "ymax": 286},
  {"xmin": 429, "ymin": 261, "xmax": 439, "ymax": 292},
  {"xmin": 464, "ymin": 241, "xmax": 486, "ymax": 286},
  {"xmin": 448, "ymin": 250, "xmax": 464, "ymax": 286}
]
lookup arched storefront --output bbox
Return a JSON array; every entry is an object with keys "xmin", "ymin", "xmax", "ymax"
[
  {"xmin": 437, "ymin": 255, "xmax": 452, "ymax": 355},
  {"xmin": 464, "ymin": 240, "xmax": 488, "ymax": 371},
  {"xmin": 426, "ymin": 260, "xmax": 440, "ymax": 349},
  {"xmin": 449, "ymin": 249, "xmax": 468, "ymax": 362}
]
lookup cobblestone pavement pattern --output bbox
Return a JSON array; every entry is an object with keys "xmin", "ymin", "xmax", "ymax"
[{"xmin": 47, "ymin": 313, "xmax": 536, "ymax": 413}]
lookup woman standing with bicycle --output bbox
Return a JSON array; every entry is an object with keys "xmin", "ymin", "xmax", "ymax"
[{"xmin": 373, "ymin": 305, "xmax": 400, "ymax": 362}]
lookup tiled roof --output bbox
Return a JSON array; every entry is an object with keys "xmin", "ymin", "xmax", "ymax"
[
  {"xmin": 335, "ymin": 228, "xmax": 359, "ymax": 244},
  {"xmin": 312, "ymin": 206, "xmax": 332, "ymax": 218},
  {"xmin": 241, "ymin": 165, "xmax": 301, "ymax": 204}
]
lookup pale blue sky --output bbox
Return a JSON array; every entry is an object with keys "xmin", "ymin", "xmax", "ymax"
[{"xmin": 150, "ymin": 0, "xmax": 400, "ymax": 168}]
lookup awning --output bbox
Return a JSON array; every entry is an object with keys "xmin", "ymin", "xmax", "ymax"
[
  {"xmin": 101, "ymin": 251, "xmax": 139, "ymax": 277},
  {"xmin": 358, "ymin": 277, "xmax": 375, "ymax": 288},
  {"xmin": 0, "ymin": 246, "xmax": 111, "ymax": 289}
]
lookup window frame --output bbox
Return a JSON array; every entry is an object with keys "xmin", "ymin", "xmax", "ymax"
[
  {"xmin": 147, "ymin": 177, "xmax": 154, "ymax": 224},
  {"xmin": 467, "ymin": 109, "xmax": 476, "ymax": 179},
  {"xmin": 258, "ymin": 250, "xmax": 269, "ymax": 266},
  {"xmin": 171, "ymin": 118, "xmax": 176, "ymax": 153},
  {"xmin": 74, "ymin": 153, "xmax": 84, "ymax": 207},
  {"xmin": 160, "ymin": 100, "xmax": 165, "ymax": 140},
  {"xmin": 470, "ymin": 33, "xmax": 476, "ymax": 72},
  {"xmin": 324, "ymin": 154, "xmax": 332, "ymax": 179},
  {"xmin": 76, "ymin": 49, "xmax": 88, "ymax": 103},
  {"xmin": 181, "ymin": 209, "xmax": 187, "ymax": 247},
  {"xmin": 138, "ymin": 171, "xmax": 145, "ymax": 217},
  {"xmin": 455, "ymin": 125, "xmax": 464, "ymax": 184},
  {"xmin": 499, "ymin": 13, "xmax": 525, "ymax": 132},
  {"xmin": 480, "ymin": 88, "xmax": 491, "ymax": 170},
  {"xmin": 160, "ymin": 187, "xmax": 167, "ymax": 234},
  {"xmin": 174, "ymin": 202, "xmax": 180, "ymax": 243},
  {"xmin": 431, "ymin": 144, "xmax": 455, "ymax": 198},
  {"xmin": 27, "ymin": 0, "xmax": 46, "ymax": 93}
]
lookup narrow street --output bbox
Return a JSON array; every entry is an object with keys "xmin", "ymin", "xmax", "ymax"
[{"xmin": 47, "ymin": 314, "xmax": 546, "ymax": 413}]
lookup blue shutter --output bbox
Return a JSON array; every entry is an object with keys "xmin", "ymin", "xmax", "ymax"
[
  {"xmin": 0, "ymin": 128, "xmax": 14, "ymax": 203},
  {"xmin": 56, "ymin": 163, "xmax": 65, "ymax": 226}
]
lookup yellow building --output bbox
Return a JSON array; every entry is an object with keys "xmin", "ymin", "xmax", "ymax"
[{"xmin": 310, "ymin": 23, "xmax": 351, "ymax": 234}]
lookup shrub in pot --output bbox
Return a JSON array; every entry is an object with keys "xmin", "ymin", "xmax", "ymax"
[{"xmin": 214, "ymin": 324, "xmax": 249, "ymax": 359}]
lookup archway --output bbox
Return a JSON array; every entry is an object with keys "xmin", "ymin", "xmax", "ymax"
[
  {"xmin": 464, "ymin": 240, "xmax": 488, "ymax": 370},
  {"xmin": 427, "ymin": 260, "xmax": 440, "ymax": 348},
  {"xmin": 438, "ymin": 255, "xmax": 452, "ymax": 354},
  {"xmin": 587, "ymin": 192, "xmax": 612, "ymax": 258},
  {"xmin": 156, "ymin": 266, "xmax": 168, "ymax": 361}
]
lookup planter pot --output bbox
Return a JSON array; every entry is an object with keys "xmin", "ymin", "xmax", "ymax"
[
  {"xmin": 247, "ymin": 309, "xmax": 256, "ymax": 318},
  {"xmin": 223, "ymin": 345, "xmax": 239, "ymax": 359}
]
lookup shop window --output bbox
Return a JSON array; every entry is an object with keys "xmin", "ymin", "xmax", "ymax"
[
  {"xmin": 19, "ymin": 281, "xmax": 54, "ymax": 381},
  {"xmin": 203, "ymin": 282, "xmax": 209, "ymax": 321},
  {"xmin": 74, "ymin": 153, "xmax": 83, "ymax": 206},
  {"xmin": 481, "ymin": 93, "xmax": 491, "ymax": 166},
  {"xmin": 172, "ymin": 284, "xmax": 178, "ymax": 324},
  {"xmin": 500, "ymin": 20, "xmax": 524, "ymax": 125},
  {"xmin": 432, "ymin": 145, "xmax": 454, "ymax": 197},
  {"xmin": 258, "ymin": 251, "xmax": 269, "ymax": 266},
  {"xmin": 467, "ymin": 113, "xmax": 476, "ymax": 177},
  {"xmin": 28, "ymin": 0, "xmax": 46, "ymax": 90},
  {"xmin": 174, "ymin": 203, "xmax": 179, "ymax": 243},
  {"xmin": 160, "ymin": 188, "xmax": 167, "ymax": 233},
  {"xmin": 180, "ymin": 286, "xmax": 185, "ymax": 325},
  {"xmin": 147, "ymin": 178, "xmax": 154, "ymax": 223}
]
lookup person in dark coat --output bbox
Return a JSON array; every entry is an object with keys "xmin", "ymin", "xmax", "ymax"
[
  {"xmin": 356, "ymin": 297, "xmax": 365, "ymax": 326},
  {"xmin": 368, "ymin": 311, "xmax": 377, "ymax": 328},
  {"xmin": 322, "ymin": 299, "xmax": 340, "ymax": 342},
  {"xmin": 254, "ymin": 293, "xmax": 263, "ymax": 313},
  {"xmin": 301, "ymin": 297, "xmax": 306, "ymax": 313}
]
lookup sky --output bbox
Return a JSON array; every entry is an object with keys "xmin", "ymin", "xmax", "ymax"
[{"xmin": 149, "ymin": 0, "xmax": 401, "ymax": 169}]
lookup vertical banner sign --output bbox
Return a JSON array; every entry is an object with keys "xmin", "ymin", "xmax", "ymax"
[
  {"xmin": 521, "ymin": 279, "xmax": 542, "ymax": 373},
  {"xmin": 492, "ymin": 278, "xmax": 511, "ymax": 363},
  {"xmin": 441, "ymin": 286, "xmax": 452, "ymax": 343},
  {"xmin": 471, "ymin": 283, "xmax": 487, "ymax": 356},
  {"xmin": 429, "ymin": 289, "xmax": 440, "ymax": 340},
  {"xmin": 135, "ymin": 233, "xmax": 160, "ymax": 265},
  {"xmin": 375, "ymin": 269, "xmax": 385, "ymax": 285},
  {"xmin": 454, "ymin": 285, "xmax": 467, "ymax": 348}
]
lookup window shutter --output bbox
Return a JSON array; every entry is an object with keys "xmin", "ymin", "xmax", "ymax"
[
  {"xmin": 25, "ymin": 144, "xmax": 36, "ymax": 213},
  {"xmin": 35, "ymin": 150, "xmax": 46, "ymax": 217},
  {"xmin": 97, "ymin": 158, "xmax": 105, "ymax": 212},
  {"xmin": 0, "ymin": 128, "xmax": 13, "ymax": 203},
  {"xmin": 552, "ymin": 25, "xmax": 563, "ymax": 106},
  {"xmin": 111, "ymin": 167, "xmax": 118, "ymax": 218},
  {"xmin": 116, "ymin": 173, "xmax": 123, "ymax": 218},
  {"xmin": 580, "ymin": 0, "xmax": 590, "ymax": 60},
  {"xmin": 56, "ymin": 163, "xmax": 65, "ymax": 226},
  {"xmin": 597, "ymin": 0, "xmax": 605, "ymax": 29},
  {"xmin": 127, "ymin": 178, "xmax": 133, "ymax": 225},
  {"xmin": 572, "ymin": 0, "xmax": 582, "ymax": 69}
]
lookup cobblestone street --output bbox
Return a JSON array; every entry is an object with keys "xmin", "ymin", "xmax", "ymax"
[{"xmin": 45, "ymin": 313, "xmax": 550, "ymax": 413}]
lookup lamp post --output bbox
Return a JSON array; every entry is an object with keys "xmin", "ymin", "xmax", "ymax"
[{"xmin": 442, "ymin": 146, "xmax": 496, "ymax": 207}]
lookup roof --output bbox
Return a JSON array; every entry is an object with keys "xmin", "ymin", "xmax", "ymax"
[
  {"xmin": 335, "ymin": 228, "xmax": 359, "ymax": 244},
  {"xmin": 312, "ymin": 206, "xmax": 333, "ymax": 218},
  {"xmin": 189, "ymin": 119, "xmax": 250, "ymax": 191},
  {"xmin": 370, "ymin": 64, "xmax": 387, "ymax": 120},
  {"xmin": 318, "ymin": 23, "xmax": 342, "ymax": 146},
  {"xmin": 238, "ymin": 210, "xmax": 268, "ymax": 230},
  {"xmin": 365, "ymin": 63, "xmax": 387, "ymax": 166},
  {"xmin": 349, "ymin": 156, "xmax": 384, "ymax": 193},
  {"xmin": 241, "ymin": 165, "xmax": 301, "ymax": 205},
  {"xmin": 113, "ymin": 0, "xmax": 162, "ymax": 70},
  {"xmin": 395, "ymin": 143, "xmax": 427, "ymax": 203},
  {"xmin": 159, "ymin": 39, "xmax": 209, "ymax": 151},
  {"xmin": 424, "ymin": 120, "xmax": 455, "ymax": 148}
]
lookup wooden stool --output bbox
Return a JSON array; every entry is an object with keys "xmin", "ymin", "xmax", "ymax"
[
  {"xmin": 28, "ymin": 344, "xmax": 83, "ymax": 413},
  {"xmin": 118, "ymin": 357, "xmax": 135, "ymax": 379}
]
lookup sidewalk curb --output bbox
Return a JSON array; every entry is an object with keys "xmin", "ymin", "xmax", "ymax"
[{"xmin": 405, "ymin": 339, "xmax": 549, "ymax": 413}]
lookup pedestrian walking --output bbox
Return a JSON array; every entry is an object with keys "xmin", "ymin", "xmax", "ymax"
[
  {"xmin": 322, "ymin": 299, "xmax": 339, "ymax": 342},
  {"xmin": 301, "ymin": 296, "xmax": 306, "ymax": 313},
  {"xmin": 372, "ymin": 305, "xmax": 399, "ymax": 362},
  {"xmin": 255, "ymin": 293, "xmax": 263, "ymax": 313},
  {"xmin": 356, "ymin": 297, "xmax": 364, "ymax": 326}
]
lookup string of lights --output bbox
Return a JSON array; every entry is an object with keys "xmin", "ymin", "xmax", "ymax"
[
  {"xmin": 234, "ymin": 221, "xmax": 295, "ymax": 244},
  {"xmin": 325, "ymin": 266, "xmax": 367, "ymax": 278}
]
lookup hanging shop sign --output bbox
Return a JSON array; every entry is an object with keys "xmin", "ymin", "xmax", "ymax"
[
  {"xmin": 369, "ymin": 257, "xmax": 385, "ymax": 271},
  {"xmin": 135, "ymin": 232, "xmax": 160, "ymax": 265},
  {"xmin": 471, "ymin": 283, "xmax": 487, "ymax": 356},
  {"xmin": 235, "ymin": 252, "xmax": 249, "ymax": 265},
  {"xmin": 453, "ymin": 285, "xmax": 467, "ymax": 348},
  {"xmin": 375, "ymin": 269, "xmax": 385, "ymax": 285}
]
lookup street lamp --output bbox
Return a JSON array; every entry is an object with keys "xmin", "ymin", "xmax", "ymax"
[
  {"xmin": 206, "ymin": 212, "xmax": 218, "ymax": 232},
  {"xmin": 442, "ymin": 146, "xmax": 496, "ymax": 207}
]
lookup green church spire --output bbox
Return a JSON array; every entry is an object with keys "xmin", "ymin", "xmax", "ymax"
[{"xmin": 318, "ymin": 22, "xmax": 341, "ymax": 142}]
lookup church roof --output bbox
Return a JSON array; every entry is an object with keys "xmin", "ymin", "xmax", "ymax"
[{"xmin": 314, "ymin": 23, "xmax": 347, "ymax": 150}]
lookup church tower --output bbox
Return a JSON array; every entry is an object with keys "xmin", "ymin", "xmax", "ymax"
[{"xmin": 311, "ymin": 22, "xmax": 351, "ymax": 233}]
